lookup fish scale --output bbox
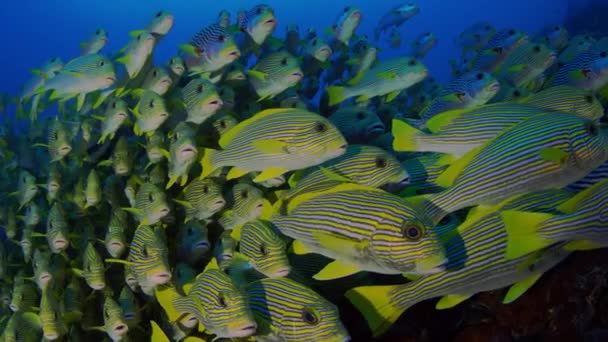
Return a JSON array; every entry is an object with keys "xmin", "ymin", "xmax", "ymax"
[{"xmin": 239, "ymin": 220, "xmax": 289, "ymax": 276}]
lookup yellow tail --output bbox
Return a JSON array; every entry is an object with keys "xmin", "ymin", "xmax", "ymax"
[
  {"xmin": 326, "ymin": 86, "xmax": 349, "ymax": 106},
  {"xmin": 392, "ymin": 119, "xmax": 423, "ymax": 152}
]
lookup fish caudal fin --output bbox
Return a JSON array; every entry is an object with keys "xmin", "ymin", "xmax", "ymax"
[
  {"xmin": 326, "ymin": 86, "xmax": 348, "ymax": 106},
  {"xmin": 392, "ymin": 119, "xmax": 424, "ymax": 152},
  {"xmin": 501, "ymin": 210, "xmax": 555, "ymax": 260},
  {"xmin": 200, "ymin": 148, "xmax": 217, "ymax": 179},
  {"xmin": 345, "ymin": 284, "xmax": 407, "ymax": 337}
]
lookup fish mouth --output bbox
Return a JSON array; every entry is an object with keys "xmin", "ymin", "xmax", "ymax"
[
  {"xmin": 382, "ymin": 176, "xmax": 410, "ymax": 193},
  {"xmin": 159, "ymin": 207, "xmax": 170, "ymax": 216},
  {"xmin": 318, "ymin": 47, "xmax": 332, "ymax": 59},
  {"xmin": 231, "ymin": 323, "xmax": 257, "ymax": 337},
  {"xmin": 89, "ymin": 282, "xmax": 106, "ymax": 290},
  {"xmin": 112, "ymin": 323, "xmax": 129, "ymax": 335},
  {"xmin": 206, "ymin": 98, "xmax": 224, "ymax": 110},
  {"xmin": 150, "ymin": 271, "xmax": 172, "ymax": 285},
  {"xmin": 9, "ymin": 303, "xmax": 19, "ymax": 312},
  {"xmin": 160, "ymin": 78, "xmax": 173, "ymax": 86},
  {"xmin": 107, "ymin": 240, "xmax": 126, "ymax": 257},
  {"xmin": 44, "ymin": 332, "xmax": 59, "ymax": 340},
  {"xmin": 367, "ymin": 123, "xmax": 386, "ymax": 135},
  {"xmin": 227, "ymin": 50, "xmax": 241, "ymax": 60},
  {"xmin": 53, "ymin": 239, "xmax": 68, "ymax": 250},
  {"xmin": 179, "ymin": 145, "xmax": 198, "ymax": 159},
  {"xmin": 149, "ymin": 150, "xmax": 163, "ymax": 160},
  {"xmin": 106, "ymin": 76, "xmax": 116, "ymax": 83},
  {"xmin": 59, "ymin": 145, "xmax": 72, "ymax": 154},
  {"xmin": 193, "ymin": 240, "xmax": 210, "ymax": 250},
  {"xmin": 159, "ymin": 112, "xmax": 169, "ymax": 118},
  {"xmin": 269, "ymin": 267, "xmax": 291, "ymax": 277},
  {"xmin": 264, "ymin": 18, "xmax": 277, "ymax": 27},
  {"xmin": 488, "ymin": 82, "xmax": 501, "ymax": 92},
  {"xmin": 39, "ymin": 272, "xmax": 52, "ymax": 283},
  {"xmin": 48, "ymin": 183, "xmax": 60, "ymax": 192},
  {"xmin": 115, "ymin": 166, "xmax": 129, "ymax": 175},
  {"xmin": 212, "ymin": 199, "xmax": 226, "ymax": 211},
  {"xmin": 182, "ymin": 315, "xmax": 199, "ymax": 328}
]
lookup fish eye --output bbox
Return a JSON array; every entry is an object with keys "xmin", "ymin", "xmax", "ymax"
[
  {"xmin": 148, "ymin": 192, "xmax": 154, "ymax": 202},
  {"xmin": 292, "ymin": 102, "xmax": 298, "ymax": 108},
  {"xmin": 187, "ymin": 227, "xmax": 193, "ymax": 235},
  {"xmin": 50, "ymin": 58, "xmax": 57, "ymax": 63},
  {"xmin": 484, "ymin": 25, "xmax": 491, "ymax": 31},
  {"xmin": 402, "ymin": 222, "xmax": 424, "ymax": 241},
  {"xmin": 240, "ymin": 190, "xmax": 248, "ymax": 198},
  {"xmin": 137, "ymin": 34, "xmax": 142, "ymax": 41},
  {"xmin": 513, "ymin": 90, "xmax": 521, "ymax": 97},
  {"xmin": 315, "ymin": 122, "xmax": 327, "ymax": 132},
  {"xmin": 196, "ymin": 84, "xmax": 204, "ymax": 93},
  {"xmin": 112, "ymin": 101, "xmax": 117, "ymax": 109},
  {"xmin": 475, "ymin": 72, "xmax": 484, "ymax": 80},
  {"xmin": 256, "ymin": 7, "xmax": 263, "ymax": 14},
  {"xmin": 601, "ymin": 51, "xmax": 608, "ymax": 58},
  {"xmin": 155, "ymin": 11, "xmax": 163, "ymax": 18},
  {"xmin": 508, "ymin": 29, "xmax": 515, "ymax": 36},
  {"xmin": 302, "ymin": 308, "xmax": 318, "ymax": 325},
  {"xmin": 585, "ymin": 95, "xmax": 594, "ymax": 103},
  {"xmin": 492, "ymin": 47, "xmax": 503, "ymax": 54},
  {"xmin": 578, "ymin": 41, "xmax": 584, "ymax": 46},
  {"xmin": 585, "ymin": 122, "xmax": 598, "ymax": 136},
  {"xmin": 217, "ymin": 293, "xmax": 227, "ymax": 307},
  {"xmin": 533, "ymin": 45, "xmax": 541, "ymax": 53},
  {"xmin": 355, "ymin": 112, "xmax": 365, "ymax": 120},
  {"xmin": 104, "ymin": 309, "xmax": 110, "ymax": 319},
  {"xmin": 218, "ymin": 34, "xmax": 226, "ymax": 42},
  {"xmin": 149, "ymin": 100, "xmax": 155, "ymax": 108},
  {"xmin": 344, "ymin": 6, "xmax": 350, "ymax": 13},
  {"xmin": 408, "ymin": 59, "xmax": 417, "ymax": 66},
  {"xmin": 312, "ymin": 39, "xmax": 317, "ymax": 46},
  {"xmin": 259, "ymin": 244, "xmax": 267, "ymax": 256},
  {"xmin": 219, "ymin": 120, "xmax": 226, "ymax": 129},
  {"xmin": 153, "ymin": 70, "xmax": 158, "ymax": 77},
  {"xmin": 375, "ymin": 158, "xmax": 387, "ymax": 168},
  {"xmin": 425, "ymin": 32, "xmax": 431, "ymax": 36},
  {"xmin": 99, "ymin": 60, "xmax": 105, "ymax": 67},
  {"xmin": 281, "ymin": 58, "xmax": 288, "ymax": 66},
  {"xmin": 142, "ymin": 246, "xmax": 148, "ymax": 258},
  {"xmin": 96, "ymin": 29, "xmax": 101, "ymax": 35}
]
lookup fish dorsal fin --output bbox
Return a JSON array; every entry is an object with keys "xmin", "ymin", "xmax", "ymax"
[
  {"xmin": 425, "ymin": 107, "xmax": 474, "ymax": 133},
  {"xmin": 286, "ymin": 183, "xmax": 381, "ymax": 213},
  {"xmin": 203, "ymin": 258, "xmax": 220, "ymax": 272},
  {"xmin": 556, "ymin": 178, "xmax": 608, "ymax": 214},
  {"xmin": 435, "ymin": 144, "xmax": 484, "ymax": 188},
  {"xmin": 219, "ymin": 108, "xmax": 301, "ymax": 148}
]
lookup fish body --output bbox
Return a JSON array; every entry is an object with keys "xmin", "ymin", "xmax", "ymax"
[
  {"xmin": 81, "ymin": 28, "xmax": 108, "ymax": 55},
  {"xmin": 456, "ymin": 21, "xmax": 496, "ymax": 54},
  {"xmin": 471, "ymin": 28, "xmax": 529, "ymax": 72},
  {"xmin": 14, "ymin": 170, "xmax": 38, "ymax": 210},
  {"xmin": 201, "ymin": 108, "xmax": 347, "ymax": 183},
  {"xmin": 328, "ymin": 107, "xmax": 385, "ymax": 143},
  {"xmin": 518, "ymin": 85, "xmax": 604, "ymax": 121},
  {"xmin": 46, "ymin": 203, "xmax": 70, "ymax": 253},
  {"xmin": 181, "ymin": 177, "xmax": 225, "ymax": 222},
  {"xmin": 181, "ymin": 23, "xmax": 241, "ymax": 75},
  {"xmin": 166, "ymin": 122, "xmax": 199, "ymax": 188},
  {"xmin": 327, "ymin": 56, "xmax": 428, "ymax": 106},
  {"xmin": 411, "ymin": 31, "xmax": 437, "ymax": 58},
  {"xmin": 116, "ymin": 30, "xmax": 156, "ymax": 79},
  {"xmin": 126, "ymin": 225, "xmax": 171, "ymax": 295},
  {"xmin": 142, "ymin": 66, "xmax": 173, "ymax": 95},
  {"xmin": 131, "ymin": 90, "xmax": 170, "ymax": 136},
  {"xmin": 176, "ymin": 221, "xmax": 210, "ymax": 265},
  {"xmin": 237, "ymin": 4, "xmax": 277, "ymax": 46},
  {"xmin": 235, "ymin": 219, "xmax": 290, "ymax": 278},
  {"xmin": 550, "ymin": 49, "xmax": 608, "ymax": 90},
  {"xmin": 105, "ymin": 209, "xmax": 129, "ymax": 258},
  {"xmin": 181, "ymin": 77, "xmax": 223, "ymax": 124},
  {"xmin": 125, "ymin": 182, "xmax": 170, "ymax": 227},
  {"xmin": 331, "ymin": 6, "xmax": 362, "ymax": 46},
  {"xmin": 375, "ymin": 2, "xmax": 420, "ymax": 40},
  {"xmin": 218, "ymin": 182, "xmax": 269, "ymax": 231},
  {"xmin": 497, "ymin": 42, "xmax": 556, "ymax": 87},
  {"xmin": 248, "ymin": 51, "xmax": 303, "ymax": 101}
]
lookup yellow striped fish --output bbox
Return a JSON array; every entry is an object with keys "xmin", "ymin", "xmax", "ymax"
[
  {"xmin": 115, "ymin": 30, "xmax": 156, "ymax": 79},
  {"xmin": 130, "ymin": 90, "xmax": 169, "ymax": 137},
  {"xmin": 246, "ymin": 277, "xmax": 350, "ymax": 342},
  {"xmin": 96, "ymin": 98, "xmax": 129, "ymax": 144},
  {"xmin": 248, "ymin": 51, "xmax": 303, "ymax": 101},
  {"xmin": 327, "ymin": 56, "xmax": 428, "ymax": 105},
  {"xmin": 126, "ymin": 225, "xmax": 171, "ymax": 295},
  {"xmin": 496, "ymin": 42, "xmax": 556, "ymax": 87},
  {"xmin": 73, "ymin": 242, "xmax": 106, "ymax": 290},
  {"xmin": 9, "ymin": 273, "xmax": 39, "ymax": 313},
  {"xmin": 218, "ymin": 182, "xmax": 271, "ymax": 231},
  {"xmin": 401, "ymin": 153, "xmax": 453, "ymax": 194},
  {"xmin": 84, "ymin": 169, "xmax": 101, "ymax": 209},
  {"xmin": 12, "ymin": 170, "xmax": 38, "ymax": 211},
  {"xmin": 144, "ymin": 131, "xmax": 167, "ymax": 168},
  {"xmin": 104, "ymin": 209, "xmax": 128, "ymax": 258},
  {"xmin": 414, "ymin": 112, "xmax": 608, "ymax": 225},
  {"xmin": 201, "ymin": 108, "xmax": 347, "ymax": 183},
  {"xmin": 346, "ymin": 189, "xmax": 573, "ymax": 337},
  {"xmin": 98, "ymin": 135, "xmax": 133, "ymax": 176},
  {"xmin": 272, "ymin": 183, "xmax": 446, "ymax": 280},
  {"xmin": 33, "ymin": 117, "xmax": 72, "ymax": 162},
  {"xmin": 503, "ymin": 177, "xmax": 608, "ymax": 260},
  {"xmin": 517, "ymin": 85, "xmax": 604, "ymax": 121},
  {"xmin": 118, "ymin": 286, "xmax": 141, "ymax": 329},
  {"xmin": 123, "ymin": 182, "xmax": 170, "ymax": 227},
  {"xmin": 166, "ymin": 122, "xmax": 199, "ymax": 189},
  {"xmin": 178, "ymin": 177, "xmax": 225, "ymax": 222},
  {"xmin": 181, "ymin": 77, "xmax": 223, "ymax": 125},
  {"xmin": 22, "ymin": 287, "xmax": 66, "ymax": 340},
  {"xmin": 43, "ymin": 203, "xmax": 70, "ymax": 254}
]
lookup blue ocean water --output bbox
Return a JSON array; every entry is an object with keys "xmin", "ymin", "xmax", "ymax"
[{"xmin": 1, "ymin": 0, "xmax": 570, "ymax": 99}]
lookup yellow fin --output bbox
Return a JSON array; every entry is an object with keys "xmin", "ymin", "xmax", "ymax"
[
  {"xmin": 154, "ymin": 286, "xmax": 183, "ymax": 323},
  {"xmin": 385, "ymin": 90, "xmax": 400, "ymax": 103},
  {"xmin": 313, "ymin": 260, "xmax": 361, "ymax": 280},
  {"xmin": 502, "ymin": 210, "xmax": 556, "ymax": 260},
  {"xmin": 150, "ymin": 320, "xmax": 170, "ymax": 342},
  {"xmin": 557, "ymin": 179, "xmax": 608, "ymax": 214},
  {"xmin": 199, "ymin": 148, "xmax": 217, "ymax": 179},
  {"xmin": 260, "ymin": 199, "xmax": 273, "ymax": 220},
  {"xmin": 435, "ymin": 144, "xmax": 483, "ymax": 188},
  {"xmin": 345, "ymin": 284, "xmax": 406, "ymax": 338},
  {"xmin": 226, "ymin": 167, "xmax": 249, "ymax": 180},
  {"xmin": 347, "ymin": 71, "xmax": 364, "ymax": 85},
  {"xmin": 376, "ymin": 71, "xmax": 396, "ymax": 80},
  {"xmin": 502, "ymin": 274, "xmax": 542, "ymax": 304},
  {"xmin": 356, "ymin": 94, "xmax": 370, "ymax": 102},
  {"xmin": 539, "ymin": 147, "xmax": 569, "ymax": 166},
  {"xmin": 247, "ymin": 69, "xmax": 267, "ymax": 81},
  {"xmin": 203, "ymin": 258, "xmax": 220, "ymax": 272},
  {"xmin": 319, "ymin": 166, "xmax": 352, "ymax": 183},
  {"xmin": 326, "ymin": 86, "xmax": 347, "ymax": 106},
  {"xmin": 291, "ymin": 240, "xmax": 312, "ymax": 255},
  {"xmin": 288, "ymin": 169, "xmax": 306, "ymax": 187},
  {"xmin": 392, "ymin": 119, "xmax": 424, "ymax": 152},
  {"xmin": 564, "ymin": 239, "xmax": 604, "ymax": 251},
  {"xmin": 435, "ymin": 294, "xmax": 472, "ymax": 309},
  {"xmin": 425, "ymin": 107, "xmax": 472, "ymax": 133},
  {"xmin": 253, "ymin": 167, "xmax": 289, "ymax": 183}
]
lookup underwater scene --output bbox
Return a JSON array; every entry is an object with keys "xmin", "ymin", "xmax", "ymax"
[{"xmin": 1, "ymin": 0, "xmax": 608, "ymax": 340}]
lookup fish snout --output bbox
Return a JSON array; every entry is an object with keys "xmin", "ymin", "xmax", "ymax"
[
  {"xmin": 89, "ymin": 282, "xmax": 106, "ymax": 290},
  {"xmin": 150, "ymin": 271, "xmax": 172, "ymax": 285},
  {"xmin": 113, "ymin": 323, "xmax": 129, "ymax": 335},
  {"xmin": 232, "ymin": 321, "xmax": 258, "ymax": 337},
  {"xmin": 270, "ymin": 266, "xmax": 291, "ymax": 277}
]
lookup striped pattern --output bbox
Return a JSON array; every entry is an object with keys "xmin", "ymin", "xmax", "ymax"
[
  {"xmin": 558, "ymin": 35, "xmax": 594, "ymax": 65},
  {"xmin": 44, "ymin": 54, "xmax": 115, "ymax": 95},
  {"xmin": 99, "ymin": 98, "xmax": 129, "ymax": 143},
  {"xmin": 102, "ymin": 295, "xmax": 128, "ymax": 340},
  {"xmin": 426, "ymin": 112, "xmax": 608, "ymax": 223},
  {"xmin": 84, "ymin": 169, "xmax": 101, "ymax": 208},
  {"xmin": 534, "ymin": 178, "xmax": 608, "ymax": 243},
  {"xmin": 287, "ymin": 145, "xmax": 408, "ymax": 198},
  {"xmin": 133, "ymin": 90, "xmax": 169, "ymax": 134},
  {"xmin": 209, "ymin": 109, "xmax": 347, "ymax": 175},
  {"xmin": 567, "ymin": 159, "xmax": 608, "ymax": 192},
  {"xmin": 472, "ymin": 28, "xmax": 528, "ymax": 72},
  {"xmin": 16, "ymin": 170, "xmax": 38, "ymax": 210},
  {"xmin": 111, "ymin": 136, "xmax": 132, "ymax": 176},
  {"xmin": 497, "ymin": 42, "xmax": 556, "ymax": 87},
  {"xmin": 420, "ymin": 71, "xmax": 499, "ymax": 121},
  {"xmin": 167, "ymin": 123, "xmax": 198, "ymax": 186},
  {"xmin": 81, "ymin": 243, "xmax": 106, "ymax": 289},
  {"xmin": 183, "ymin": 178, "xmax": 225, "ymax": 221},
  {"xmin": 219, "ymin": 183, "xmax": 265, "ymax": 230},
  {"xmin": 142, "ymin": 66, "xmax": 172, "ymax": 95},
  {"xmin": 246, "ymin": 278, "xmax": 349, "ymax": 341},
  {"xmin": 119, "ymin": 286, "xmax": 141, "ymax": 328},
  {"xmin": 133, "ymin": 183, "xmax": 169, "ymax": 225},
  {"xmin": 39, "ymin": 288, "xmax": 65, "ymax": 339},
  {"xmin": 238, "ymin": 5, "xmax": 275, "ymax": 33},
  {"xmin": 272, "ymin": 185, "xmax": 445, "ymax": 275},
  {"xmin": 348, "ymin": 189, "xmax": 573, "ymax": 336},
  {"xmin": 174, "ymin": 269, "xmax": 255, "ymax": 338},
  {"xmin": 550, "ymin": 49, "xmax": 608, "ymax": 90},
  {"xmin": 181, "ymin": 78, "xmax": 220, "ymax": 124},
  {"xmin": 127, "ymin": 225, "xmax": 170, "ymax": 288},
  {"xmin": 520, "ymin": 85, "xmax": 604, "ymax": 121},
  {"xmin": 46, "ymin": 203, "xmax": 69, "ymax": 253},
  {"xmin": 328, "ymin": 108, "xmax": 385, "ymax": 143},
  {"xmin": 249, "ymin": 51, "xmax": 302, "ymax": 98},
  {"xmin": 190, "ymin": 24, "xmax": 232, "ymax": 56},
  {"xmin": 239, "ymin": 220, "xmax": 289, "ymax": 276},
  {"xmin": 10, "ymin": 275, "xmax": 38, "ymax": 312},
  {"xmin": 105, "ymin": 209, "xmax": 128, "ymax": 258}
]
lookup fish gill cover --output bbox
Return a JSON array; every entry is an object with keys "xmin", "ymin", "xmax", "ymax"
[{"xmin": 0, "ymin": 0, "xmax": 608, "ymax": 341}]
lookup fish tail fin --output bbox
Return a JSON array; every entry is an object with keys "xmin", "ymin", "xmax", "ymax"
[
  {"xmin": 200, "ymin": 148, "xmax": 217, "ymax": 179},
  {"xmin": 346, "ymin": 284, "xmax": 408, "ymax": 337},
  {"xmin": 326, "ymin": 86, "xmax": 348, "ymax": 106},
  {"xmin": 29, "ymin": 94, "xmax": 41, "ymax": 122},
  {"xmin": 501, "ymin": 210, "xmax": 556, "ymax": 260},
  {"xmin": 392, "ymin": 119, "xmax": 424, "ymax": 152}
]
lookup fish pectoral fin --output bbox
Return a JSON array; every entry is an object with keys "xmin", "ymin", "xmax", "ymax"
[
  {"xmin": 319, "ymin": 166, "xmax": 352, "ymax": 183},
  {"xmin": 436, "ymin": 144, "xmax": 484, "ymax": 188},
  {"xmin": 435, "ymin": 294, "xmax": 472, "ymax": 309},
  {"xmin": 251, "ymin": 139, "xmax": 291, "ymax": 154},
  {"xmin": 356, "ymin": 94, "xmax": 371, "ymax": 102},
  {"xmin": 401, "ymin": 272, "xmax": 422, "ymax": 281},
  {"xmin": 385, "ymin": 90, "xmax": 401, "ymax": 103},
  {"xmin": 172, "ymin": 199, "xmax": 192, "ymax": 209},
  {"xmin": 150, "ymin": 320, "xmax": 171, "ymax": 342},
  {"xmin": 313, "ymin": 260, "xmax": 361, "ymax": 280},
  {"xmin": 76, "ymin": 93, "xmax": 86, "ymax": 112},
  {"xmin": 564, "ymin": 239, "xmax": 604, "ymax": 251},
  {"xmin": 21, "ymin": 312, "xmax": 42, "ymax": 328},
  {"xmin": 502, "ymin": 274, "xmax": 543, "ymax": 304},
  {"xmin": 253, "ymin": 168, "xmax": 289, "ymax": 183},
  {"xmin": 376, "ymin": 71, "xmax": 397, "ymax": 80},
  {"xmin": 260, "ymin": 199, "xmax": 274, "ymax": 220},
  {"xmin": 247, "ymin": 69, "xmax": 267, "ymax": 81},
  {"xmin": 291, "ymin": 240, "xmax": 313, "ymax": 255},
  {"xmin": 539, "ymin": 147, "xmax": 570, "ymax": 166},
  {"xmin": 226, "ymin": 167, "xmax": 249, "ymax": 180}
]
